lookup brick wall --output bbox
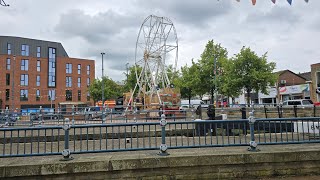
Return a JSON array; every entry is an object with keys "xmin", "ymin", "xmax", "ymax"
[{"xmin": 0, "ymin": 54, "xmax": 95, "ymax": 110}]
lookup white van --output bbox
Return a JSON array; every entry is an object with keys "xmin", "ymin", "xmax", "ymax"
[
  {"xmin": 180, "ymin": 100, "xmax": 208, "ymax": 109},
  {"xmin": 282, "ymin": 99, "xmax": 313, "ymax": 107}
]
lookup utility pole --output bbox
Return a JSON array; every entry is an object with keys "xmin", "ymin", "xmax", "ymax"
[
  {"xmin": 11, "ymin": 55, "xmax": 16, "ymax": 111},
  {"xmin": 126, "ymin": 62, "xmax": 129, "ymax": 83},
  {"xmin": 101, "ymin": 52, "xmax": 105, "ymax": 107},
  {"xmin": 214, "ymin": 56, "xmax": 218, "ymax": 108}
]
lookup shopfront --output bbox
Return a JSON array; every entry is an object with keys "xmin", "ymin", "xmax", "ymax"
[{"xmin": 259, "ymin": 84, "xmax": 310, "ymax": 104}]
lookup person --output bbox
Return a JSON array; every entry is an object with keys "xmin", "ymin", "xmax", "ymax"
[{"xmin": 195, "ymin": 105, "xmax": 202, "ymax": 119}]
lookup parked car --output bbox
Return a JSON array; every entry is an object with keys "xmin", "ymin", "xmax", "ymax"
[
  {"xmin": 83, "ymin": 107, "xmax": 102, "ymax": 120},
  {"xmin": 282, "ymin": 99, "xmax": 314, "ymax": 108},
  {"xmin": 30, "ymin": 112, "xmax": 64, "ymax": 121}
]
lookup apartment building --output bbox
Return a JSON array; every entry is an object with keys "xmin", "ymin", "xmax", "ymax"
[{"xmin": 0, "ymin": 36, "xmax": 95, "ymax": 111}]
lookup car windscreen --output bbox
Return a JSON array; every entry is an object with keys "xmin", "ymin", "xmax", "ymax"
[{"xmin": 302, "ymin": 100, "xmax": 313, "ymax": 105}]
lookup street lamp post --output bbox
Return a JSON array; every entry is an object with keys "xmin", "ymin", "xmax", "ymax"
[
  {"xmin": 126, "ymin": 62, "xmax": 129, "ymax": 83},
  {"xmin": 11, "ymin": 55, "xmax": 16, "ymax": 111},
  {"xmin": 101, "ymin": 52, "xmax": 105, "ymax": 107}
]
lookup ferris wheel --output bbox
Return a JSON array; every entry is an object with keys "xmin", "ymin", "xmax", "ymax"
[{"xmin": 127, "ymin": 15, "xmax": 178, "ymax": 109}]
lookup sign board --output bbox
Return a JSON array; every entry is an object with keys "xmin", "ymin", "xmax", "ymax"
[
  {"xmin": 294, "ymin": 121, "xmax": 320, "ymax": 135},
  {"xmin": 259, "ymin": 84, "xmax": 309, "ymax": 98}
]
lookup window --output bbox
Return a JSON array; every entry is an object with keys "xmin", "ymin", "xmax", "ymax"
[
  {"xmin": 78, "ymin": 90, "xmax": 81, "ymax": 101},
  {"xmin": 77, "ymin": 77, "xmax": 81, "ymax": 88},
  {"xmin": 317, "ymin": 72, "xmax": 320, "ymax": 87},
  {"xmin": 37, "ymin": 46, "xmax": 41, "ymax": 58},
  {"xmin": 66, "ymin": 76, "xmax": 72, "ymax": 87},
  {"xmin": 66, "ymin": 63, "xmax": 72, "ymax": 74},
  {"xmin": 36, "ymin": 90, "xmax": 40, "ymax": 101},
  {"xmin": 87, "ymin": 92, "xmax": 90, "ymax": 101},
  {"xmin": 20, "ymin": 74, "xmax": 29, "ymax": 86},
  {"xmin": 36, "ymin": 75, "xmax": 40, "ymax": 86},
  {"xmin": 21, "ymin": 59, "xmax": 29, "ymax": 71},
  {"xmin": 87, "ymin": 65, "xmax": 90, "ymax": 75},
  {"xmin": 48, "ymin": 89, "xmax": 56, "ymax": 101},
  {"xmin": 37, "ymin": 60, "xmax": 41, "ymax": 72},
  {"xmin": 21, "ymin": 44, "xmax": 29, "ymax": 56},
  {"xmin": 6, "ymin": 74, "xmax": 10, "ymax": 86},
  {"xmin": 78, "ymin": 64, "xmax": 81, "ymax": 74},
  {"xmin": 7, "ymin": 43, "xmax": 11, "ymax": 55},
  {"xmin": 20, "ymin": 89, "xmax": 28, "ymax": 101},
  {"xmin": 5, "ymin": 89, "xmax": 9, "ymax": 101},
  {"xmin": 48, "ymin": 48, "xmax": 56, "ymax": 87},
  {"xmin": 66, "ymin": 90, "xmax": 72, "ymax": 101},
  {"xmin": 87, "ymin": 78, "xmax": 90, "ymax": 86},
  {"xmin": 6, "ymin": 58, "xmax": 10, "ymax": 70}
]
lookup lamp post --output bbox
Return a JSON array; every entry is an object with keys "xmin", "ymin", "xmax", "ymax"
[
  {"xmin": 11, "ymin": 55, "xmax": 16, "ymax": 111},
  {"xmin": 126, "ymin": 62, "xmax": 129, "ymax": 83},
  {"xmin": 101, "ymin": 52, "xmax": 105, "ymax": 107}
]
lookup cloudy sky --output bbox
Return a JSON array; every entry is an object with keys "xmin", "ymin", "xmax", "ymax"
[{"xmin": 1, "ymin": 0, "xmax": 319, "ymax": 81}]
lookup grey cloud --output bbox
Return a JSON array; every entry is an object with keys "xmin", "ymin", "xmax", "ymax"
[
  {"xmin": 136, "ymin": 0, "xmax": 232, "ymax": 26},
  {"xmin": 55, "ymin": 9, "xmax": 139, "ymax": 43},
  {"xmin": 245, "ymin": 6, "xmax": 300, "ymax": 25}
]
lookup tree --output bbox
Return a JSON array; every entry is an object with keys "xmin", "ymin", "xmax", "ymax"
[
  {"xmin": 123, "ymin": 65, "xmax": 142, "ymax": 93},
  {"xmin": 218, "ymin": 58, "xmax": 242, "ymax": 103},
  {"xmin": 198, "ymin": 40, "xmax": 228, "ymax": 103},
  {"xmin": 174, "ymin": 60, "xmax": 200, "ymax": 103},
  {"xmin": 88, "ymin": 77, "xmax": 124, "ymax": 103},
  {"xmin": 229, "ymin": 47, "xmax": 277, "ymax": 105}
]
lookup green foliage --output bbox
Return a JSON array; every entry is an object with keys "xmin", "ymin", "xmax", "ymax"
[
  {"xmin": 123, "ymin": 65, "xmax": 142, "ymax": 92},
  {"xmin": 88, "ymin": 76, "xmax": 124, "ymax": 103},
  {"xmin": 174, "ymin": 60, "xmax": 200, "ymax": 101},
  {"xmin": 228, "ymin": 47, "xmax": 277, "ymax": 104},
  {"xmin": 198, "ymin": 40, "xmax": 228, "ymax": 102}
]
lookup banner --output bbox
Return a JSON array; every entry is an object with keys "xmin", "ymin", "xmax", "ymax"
[{"xmin": 234, "ymin": 0, "xmax": 309, "ymax": 5}]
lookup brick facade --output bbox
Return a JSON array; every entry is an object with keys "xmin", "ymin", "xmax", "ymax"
[
  {"xmin": 310, "ymin": 63, "xmax": 320, "ymax": 103},
  {"xmin": 0, "ymin": 36, "xmax": 95, "ymax": 110}
]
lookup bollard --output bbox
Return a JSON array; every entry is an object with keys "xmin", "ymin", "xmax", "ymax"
[
  {"xmin": 241, "ymin": 107, "xmax": 246, "ymax": 119},
  {"xmin": 293, "ymin": 105, "xmax": 297, "ymax": 118},
  {"xmin": 60, "ymin": 118, "xmax": 73, "ymax": 161},
  {"xmin": 248, "ymin": 111, "xmax": 259, "ymax": 152},
  {"xmin": 264, "ymin": 105, "xmax": 268, "ymax": 118},
  {"xmin": 314, "ymin": 105, "xmax": 316, "ymax": 117},
  {"xmin": 158, "ymin": 113, "xmax": 169, "ymax": 156}
]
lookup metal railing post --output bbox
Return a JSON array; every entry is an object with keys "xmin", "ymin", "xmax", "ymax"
[
  {"xmin": 191, "ymin": 108, "xmax": 195, "ymax": 120},
  {"xmin": 4, "ymin": 107, "xmax": 9, "ymax": 127},
  {"xmin": 39, "ymin": 106, "xmax": 43, "ymax": 125},
  {"xmin": 101, "ymin": 106, "xmax": 105, "ymax": 124},
  {"xmin": 72, "ymin": 105, "xmax": 75, "ymax": 126},
  {"xmin": 158, "ymin": 111, "xmax": 169, "ymax": 156},
  {"xmin": 61, "ymin": 118, "xmax": 73, "ymax": 161},
  {"xmin": 241, "ymin": 107, "xmax": 246, "ymax": 119},
  {"xmin": 314, "ymin": 105, "xmax": 316, "ymax": 117},
  {"xmin": 293, "ymin": 105, "xmax": 297, "ymax": 118},
  {"xmin": 248, "ymin": 111, "xmax": 259, "ymax": 152}
]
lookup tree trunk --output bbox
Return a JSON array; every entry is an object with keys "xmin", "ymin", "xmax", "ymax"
[
  {"xmin": 188, "ymin": 89, "xmax": 191, "ymax": 105},
  {"xmin": 246, "ymin": 89, "xmax": 251, "ymax": 107},
  {"xmin": 210, "ymin": 87, "xmax": 214, "ymax": 104}
]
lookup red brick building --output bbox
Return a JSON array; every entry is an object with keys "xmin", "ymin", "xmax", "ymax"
[{"xmin": 0, "ymin": 36, "xmax": 95, "ymax": 111}]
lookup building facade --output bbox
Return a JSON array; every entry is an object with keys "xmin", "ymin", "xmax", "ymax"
[
  {"xmin": 0, "ymin": 36, "xmax": 95, "ymax": 111},
  {"xmin": 310, "ymin": 63, "xmax": 320, "ymax": 103},
  {"xmin": 258, "ymin": 70, "xmax": 310, "ymax": 104}
]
